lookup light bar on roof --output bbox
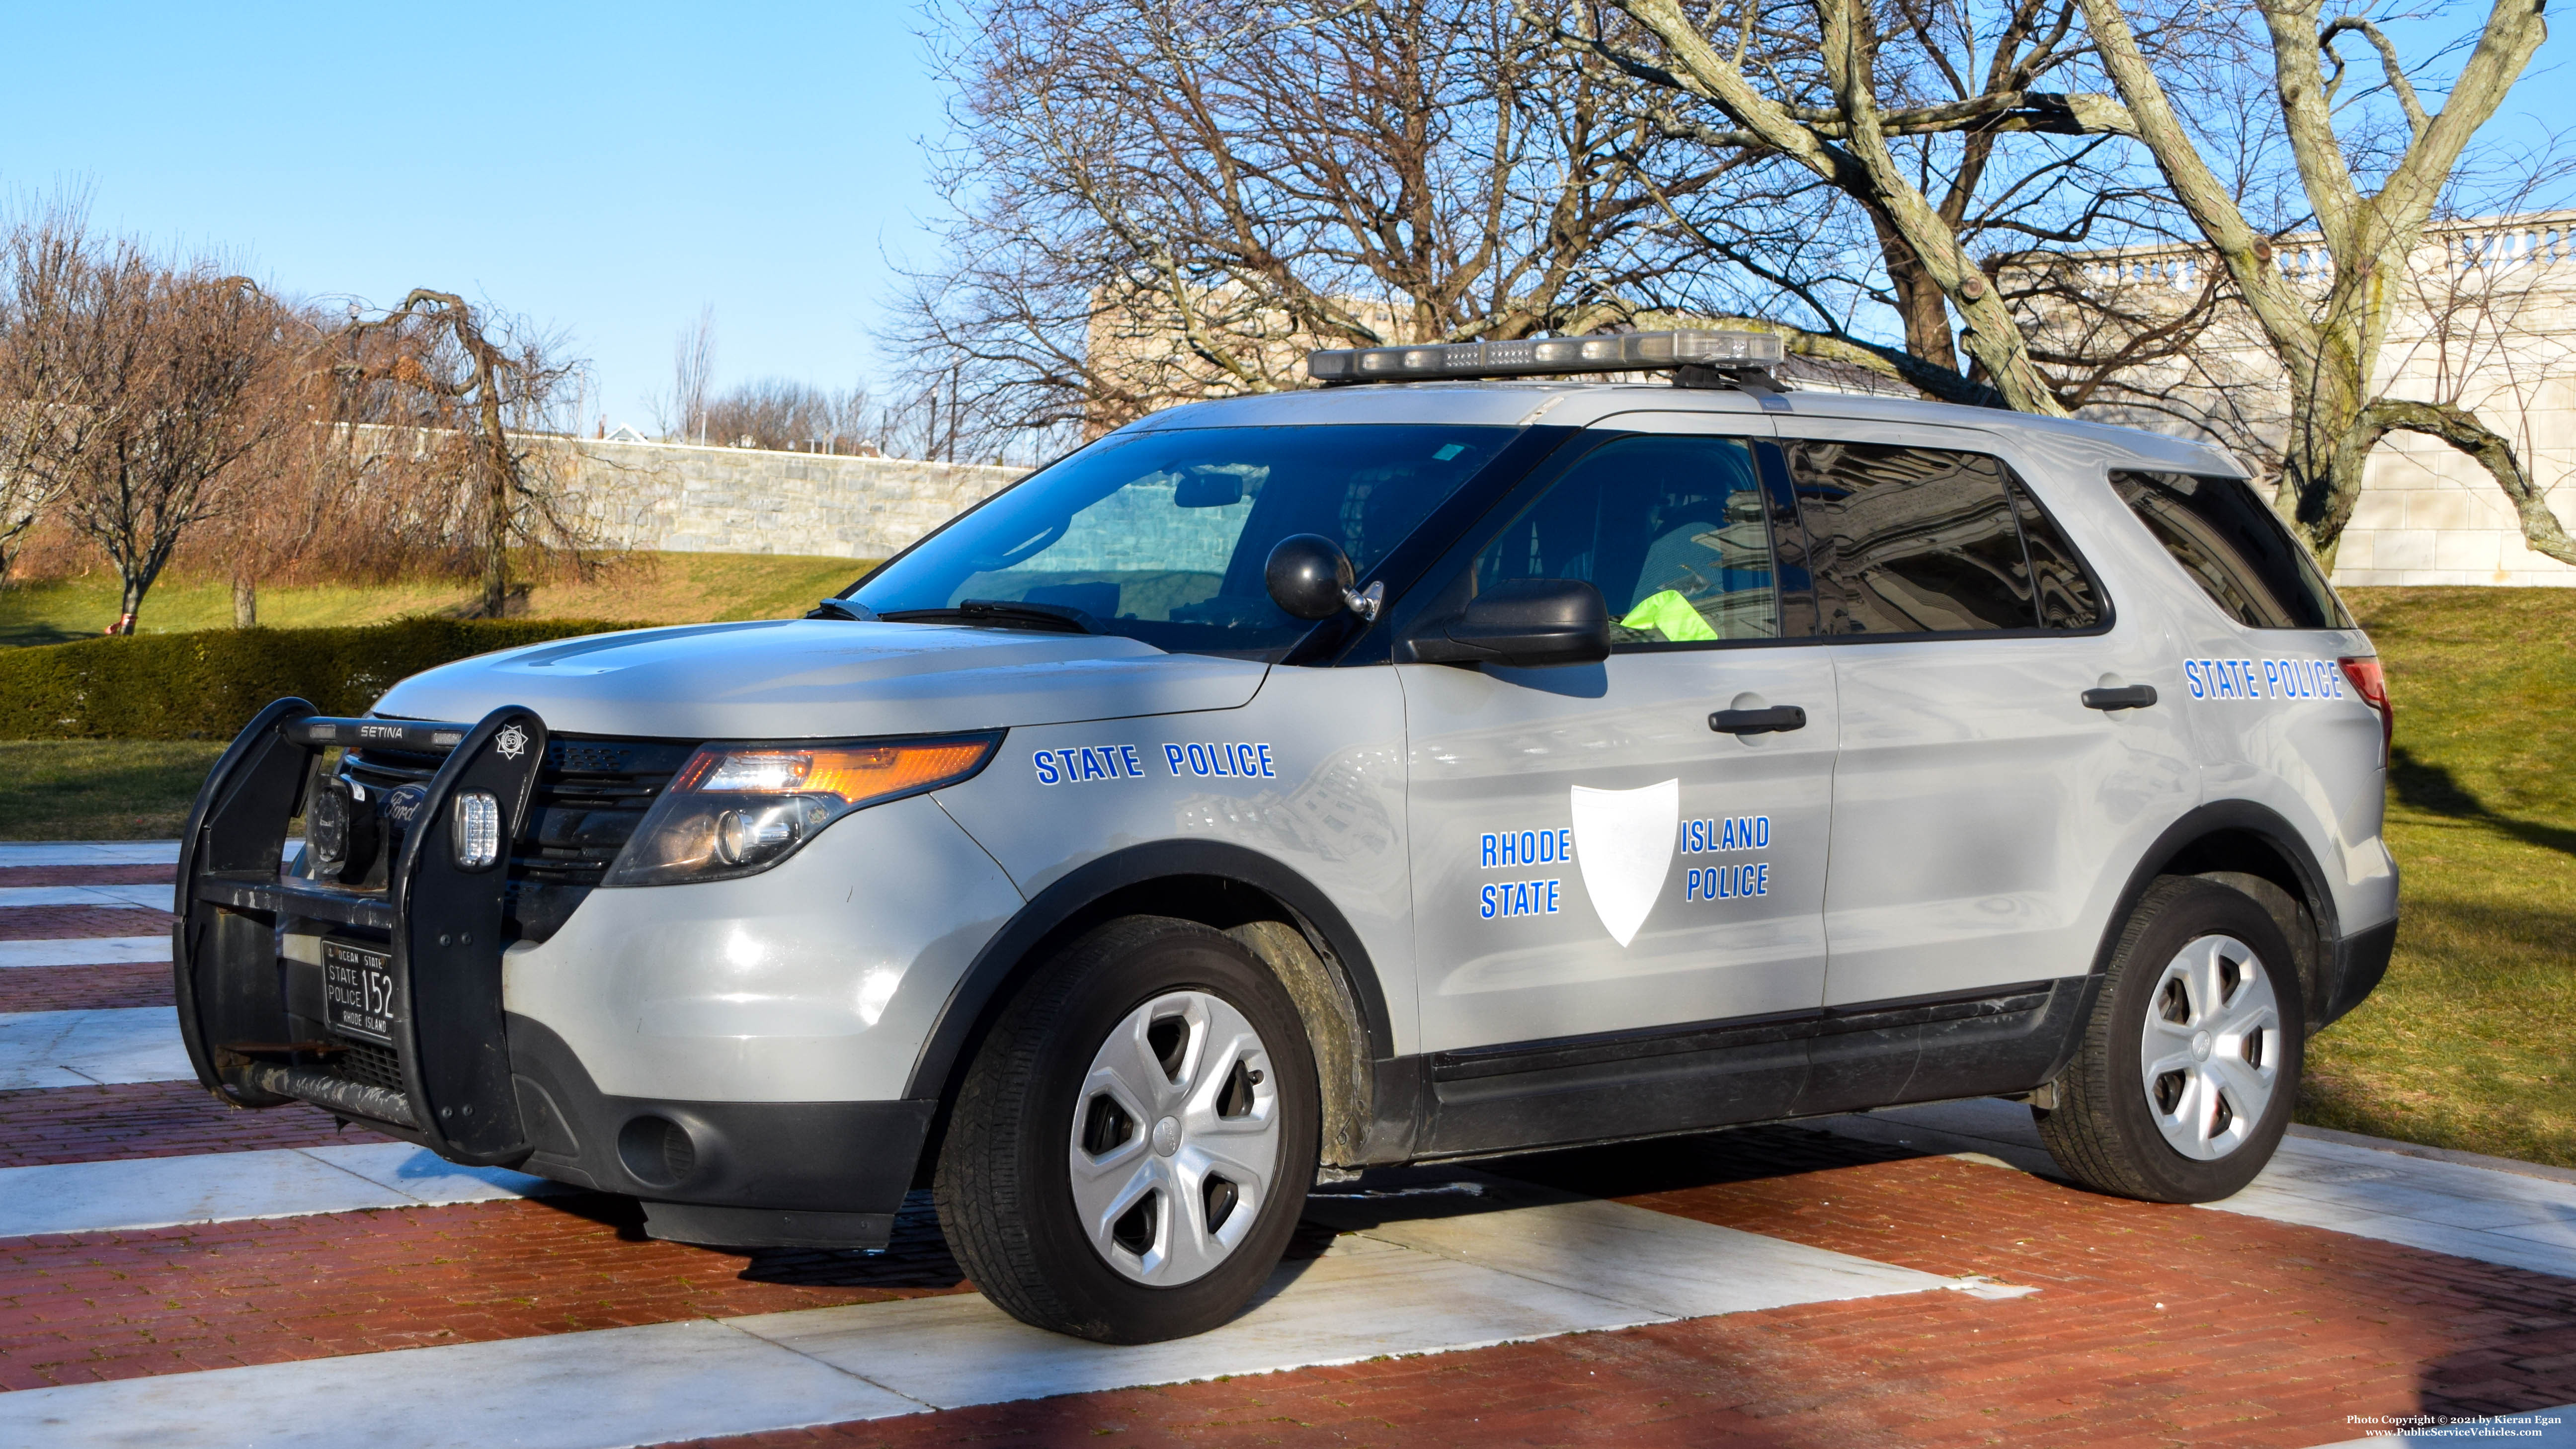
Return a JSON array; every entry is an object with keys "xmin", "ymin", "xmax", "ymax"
[{"xmin": 1306, "ymin": 328, "xmax": 1784, "ymax": 384}]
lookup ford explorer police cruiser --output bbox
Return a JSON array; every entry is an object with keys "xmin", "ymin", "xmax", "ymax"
[{"xmin": 175, "ymin": 329, "xmax": 2397, "ymax": 1345}]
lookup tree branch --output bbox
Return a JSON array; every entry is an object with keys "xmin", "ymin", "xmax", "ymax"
[
  {"xmin": 2319, "ymin": 16, "xmax": 2428, "ymax": 142},
  {"xmin": 1613, "ymin": 0, "xmax": 2068, "ymax": 413},
  {"xmin": 2363, "ymin": 398, "xmax": 2576, "ymax": 567}
]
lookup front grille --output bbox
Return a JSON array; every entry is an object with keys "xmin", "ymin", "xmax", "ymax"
[
  {"xmin": 334, "ymin": 1041, "xmax": 405, "ymax": 1093},
  {"xmin": 512, "ymin": 737, "xmax": 694, "ymax": 941},
  {"xmin": 341, "ymin": 734, "xmax": 695, "ymax": 945},
  {"xmin": 342, "ymin": 744, "xmax": 441, "ymax": 792}
]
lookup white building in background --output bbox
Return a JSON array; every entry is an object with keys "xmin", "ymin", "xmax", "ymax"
[{"xmin": 2067, "ymin": 210, "xmax": 2576, "ymax": 587}]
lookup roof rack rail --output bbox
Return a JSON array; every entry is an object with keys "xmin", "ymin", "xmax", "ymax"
[{"xmin": 1306, "ymin": 328, "xmax": 1786, "ymax": 390}]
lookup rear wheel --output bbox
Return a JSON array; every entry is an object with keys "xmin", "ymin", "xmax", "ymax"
[
  {"xmin": 2036, "ymin": 876, "xmax": 2304, "ymax": 1203},
  {"xmin": 934, "ymin": 915, "xmax": 1319, "ymax": 1342}
]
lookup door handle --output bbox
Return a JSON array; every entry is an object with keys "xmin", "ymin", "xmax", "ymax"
[
  {"xmin": 1709, "ymin": 705, "xmax": 1807, "ymax": 735},
  {"xmin": 2081, "ymin": 685, "xmax": 2159, "ymax": 711}
]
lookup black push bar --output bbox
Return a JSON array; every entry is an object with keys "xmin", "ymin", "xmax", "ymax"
[{"xmin": 173, "ymin": 701, "xmax": 550, "ymax": 1166}]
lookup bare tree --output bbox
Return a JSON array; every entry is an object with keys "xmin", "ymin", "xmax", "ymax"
[
  {"xmin": 658, "ymin": 305, "xmax": 717, "ymax": 443},
  {"xmin": 911, "ymin": 0, "xmax": 2240, "ymax": 440},
  {"xmin": 49, "ymin": 255, "xmax": 300, "ymax": 634},
  {"xmin": 1574, "ymin": 0, "xmax": 2209, "ymax": 412},
  {"xmin": 333, "ymin": 291, "xmax": 593, "ymax": 617},
  {"xmin": 699, "ymin": 377, "xmax": 874, "ymax": 452},
  {"xmin": 871, "ymin": 359, "xmax": 1047, "ymax": 464},
  {"xmin": 0, "ymin": 207, "xmax": 122, "ymax": 583},
  {"xmin": 2077, "ymin": 0, "xmax": 2563, "ymax": 561},
  {"xmin": 2388, "ymin": 192, "xmax": 2576, "ymax": 546},
  {"xmin": 902, "ymin": 0, "xmax": 1740, "ymax": 435},
  {"xmin": 201, "ymin": 310, "xmax": 377, "ymax": 628}
]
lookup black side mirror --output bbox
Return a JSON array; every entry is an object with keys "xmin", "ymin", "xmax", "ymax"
[
  {"xmin": 1265, "ymin": 534, "xmax": 1359, "ymax": 621},
  {"xmin": 1409, "ymin": 579, "xmax": 1610, "ymax": 668}
]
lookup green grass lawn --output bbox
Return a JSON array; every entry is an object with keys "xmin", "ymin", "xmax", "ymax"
[
  {"xmin": 0, "ymin": 552, "xmax": 874, "ymax": 646},
  {"xmin": 0, "ymin": 739, "xmax": 230, "ymax": 839},
  {"xmin": 2297, "ymin": 586, "xmax": 2576, "ymax": 1167},
  {"xmin": 1, "ymin": 584, "xmax": 2566, "ymax": 1165}
]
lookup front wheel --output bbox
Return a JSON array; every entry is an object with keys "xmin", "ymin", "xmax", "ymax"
[
  {"xmin": 2036, "ymin": 876, "xmax": 2305, "ymax": 1203},
  {"xmin": 934, "ymin": 916, "xmax": 1320, "ymax": 1343}
]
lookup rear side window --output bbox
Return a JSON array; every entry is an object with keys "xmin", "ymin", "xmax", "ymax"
[
  {"xmin": 2011, "ymin": 479, "xmax": 2105, "ymax": 630},
  {"xmin": 2109, "ymin": 472, "xmax": 2352, "ymax": 630},
  {"xmin": 1784, "ymin": 441, "xmax": 2103, "ymax": 635}
]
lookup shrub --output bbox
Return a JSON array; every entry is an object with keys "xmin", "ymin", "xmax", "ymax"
[{"xmin": 0, "ymin": 618, "xmax": 629, "ymax": 740}]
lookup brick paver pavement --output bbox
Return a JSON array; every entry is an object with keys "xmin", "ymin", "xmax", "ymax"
[
  {"xmin": 0, "ymin": 866, "xmax": 173, "ymax": 888},
  {"xmin": 0, "ymin": 1193, "xmax": 979, "ymax": 1390},
  {"xmin": 0, "ymin": 962, "xmax": 171, "ymax": 1014},
  {"xmin": 0, "ymin": 1082, "xmax": 391, "ymax": 1168},
  {"xmin": 0, "ymin": 905, "xmax": 173, "ymax": 941},
  {"xmin": 674, "ymin": 1129, "xmax": 2576, "ymax": 1449}
]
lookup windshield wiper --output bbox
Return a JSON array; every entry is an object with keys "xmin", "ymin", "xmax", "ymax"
[
  {"xmin": 805, "ymin": 597, "xmax": 878, "ymax": 621},
  {"xmin": 876, "ymin": 598, "xmax": 1100, "ymax": 635}
]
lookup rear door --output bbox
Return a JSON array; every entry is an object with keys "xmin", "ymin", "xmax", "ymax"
[{"xmin": 1772, "ymin": 419, "xmax": 2197, "ymax": 1009}]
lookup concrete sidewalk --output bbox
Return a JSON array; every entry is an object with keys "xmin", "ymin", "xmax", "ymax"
[{"xmin": 1821, "ymin": 1098, "xmax": 2576, "ymax": 1282}]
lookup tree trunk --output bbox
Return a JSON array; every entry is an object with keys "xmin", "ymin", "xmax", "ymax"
[
  {"xmin": 1863, "ymin": 206, "xmax": 1963, "ymax": 375},
  {"xmin": 233, "ymin": 576, "xmax": 257, "ymax": 629},
  {"xmin": 2271, "ymin": 364, "xmax": 2374, "ymax": 545},
  {"xmin": 115, "ymin": 575, "xmax": 148, "ymax": 636},
  {"xmin": 476, "ymin": 399, "xmax": 512, "ymax": 619}
]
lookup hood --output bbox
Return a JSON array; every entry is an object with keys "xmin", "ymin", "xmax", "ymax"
[{"xmin": 370, "ymin": 620, "xmax": 1270, "ymax": 740}]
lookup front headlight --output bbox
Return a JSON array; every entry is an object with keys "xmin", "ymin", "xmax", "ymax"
[{"xmin": 603, "ymin": 733, "xmax": 1001, "ymax": 886}]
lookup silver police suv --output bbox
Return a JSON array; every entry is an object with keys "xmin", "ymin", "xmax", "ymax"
[{"xmin": 178, "ymin": 332, "xmax": 2397, "ymax": 1344}]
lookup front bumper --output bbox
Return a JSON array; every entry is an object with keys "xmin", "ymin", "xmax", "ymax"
[
  {"xmin": 174, "ymin": 701, "xmax": 962, "ymax": 1249},
  {"xmin": 507, "ymin": 1015, "xmax": 932, "ymax": 1248}
]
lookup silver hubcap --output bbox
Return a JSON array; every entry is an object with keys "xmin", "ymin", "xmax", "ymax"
[
  {"xmin": 2140, "ymin": 933, "xmax": 2281, "ymax": 1160},
  {"xmin": 1068, "ymin": 990, "xmax": 1281, "ymax": 1286}
]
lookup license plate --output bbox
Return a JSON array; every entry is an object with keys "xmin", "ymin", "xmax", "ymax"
[{"xmin": 322, "ymin": 939, "xmax": 402, "ymax": 1046}]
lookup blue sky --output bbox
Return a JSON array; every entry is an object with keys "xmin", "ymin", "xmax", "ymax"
[{"xmin": 0, "ymin": 1, "xmax": 948, "ymax": 429}]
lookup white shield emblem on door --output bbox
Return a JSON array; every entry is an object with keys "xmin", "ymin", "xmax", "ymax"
[{"xmin": 1570, "ymin": 779, "xmax": 1680, "ymax": 948}]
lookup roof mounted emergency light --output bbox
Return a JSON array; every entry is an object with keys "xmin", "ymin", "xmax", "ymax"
[{"xmin": 1306, "ymin": 328, "xmax": 1786, "ymax": 386}]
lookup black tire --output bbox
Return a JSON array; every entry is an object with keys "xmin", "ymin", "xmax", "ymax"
[
  {"xmin": 933, "ymin": 915, "xmax": 1320, "ymax": 1343},
  {"xmin": 2036, "ymin": 876, "xmax": 2307, "ymax": 1203}
]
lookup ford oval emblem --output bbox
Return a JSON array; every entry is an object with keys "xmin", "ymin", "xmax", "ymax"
[{"xmin": 382, "ymin": 783, "xmax": 430, "ymax": 826}]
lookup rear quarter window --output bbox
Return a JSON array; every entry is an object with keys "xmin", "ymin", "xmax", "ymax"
[
  {"xmin": 1784, "ymin": 440, "xmax": 2104, "ymax": 635},
  {"xmin": 2109, "ymin": 471, "xmax": 2353, "ymax": 630}
]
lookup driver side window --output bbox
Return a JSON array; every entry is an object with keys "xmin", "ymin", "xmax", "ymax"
[{"xmin": 1474, "ymin": 434, "xmax": 1779, "ymax": 644}]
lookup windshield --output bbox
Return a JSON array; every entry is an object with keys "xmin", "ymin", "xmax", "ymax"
[{"xmin": 854, "ymin": 424, "xmax": 1521, "ymax": 656}]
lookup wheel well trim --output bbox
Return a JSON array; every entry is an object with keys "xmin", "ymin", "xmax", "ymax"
[
  {"xmin": 2095, "ymin": 799, "xmax": 2342, "ymax": 992},
  {"xmin": 900, "ymin": 841, "xmax": 1396, "ymax": 1103}
]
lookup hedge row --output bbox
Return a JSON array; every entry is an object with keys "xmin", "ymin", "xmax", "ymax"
[{"xmin": 0, "ymin": 618, "xmax": 630, "ymax": 741}]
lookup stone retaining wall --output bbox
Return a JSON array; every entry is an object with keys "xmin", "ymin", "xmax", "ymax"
[{"xmin": 552, "ymin": 437, "xmax": 1024, "ymax": 560}]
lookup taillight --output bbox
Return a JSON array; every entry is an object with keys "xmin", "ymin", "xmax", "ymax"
[{"xmin": 2338, "ymin": 655, "xmax": 2393, "ymax": 761}]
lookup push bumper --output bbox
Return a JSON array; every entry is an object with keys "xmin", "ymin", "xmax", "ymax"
[
  {"xmin": 176, "ymin": 700, "xmax": 551, "ymax": 1166},
  {"xmin": 175, "ymin": 699, "xmax": 933, "ymax": 1249}
]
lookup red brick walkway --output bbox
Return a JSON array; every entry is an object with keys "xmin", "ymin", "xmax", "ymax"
[
  {"xmin": 0, "ymin": 866, "xmax": 173, "ymax": 888},
  {"xmin": 0, "ymin": 1194, "xmax": 975, "ymax": 1390},
  {"xmin": 0, "ymin": 905, "xmax": 172, "ymax": 941},
  {"xmin": 0, "ymin": 1082, "xmax": 392, "ymax": 1168},
  {"xmin": 674, "ymin": 1131, "xmax": 2576, "ymax": 1449},
  {"xmin": 0, "ymin": 962, "xmax": 171, "ymax": 1014}
]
